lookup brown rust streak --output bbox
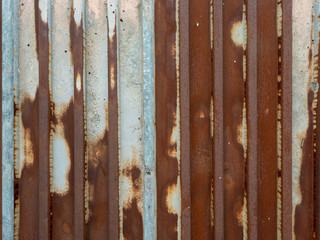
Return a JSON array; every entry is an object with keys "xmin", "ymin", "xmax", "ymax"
[
  {"xmin": 189, "ymin": 0, "xmax": 212, "ymax": 238},
  {"xmin": 155, "ymin": 0, "xmax": 179, "ymax": 239},
  {"xmin": 122, "ymin": 163, "xmax": 143, "ymax": 240},
  {"xmin": 18, "ymin": 91, "xmax": 39, "ymax": 239},
  {"xmin": 35, "ymin": 1, "xmax": 50, "ymax": 239},
  {"xmin": 223, "ymin": 1, "xmax": 246, "ymax": 239},
  {"xmin": 107, "ymin": 15, "xmax": 119, "ymax": 240},
  {"xmin": 294, "ymin": 90, "xmax": 316, "ymax": 239},
  {"xmin": 51, "ymin": 101, "xmax": 74, "ymax": 240},
  {"xmin": 87, "ymin": 130, "xmax": 109, "ymax": 239},
  {"xmin": 70, "ymin": 5, "xmax": 85, "ymax": 239},
  {"xmin": 257, "ymin": 0, "xmax": 278, "ymax": 238}
]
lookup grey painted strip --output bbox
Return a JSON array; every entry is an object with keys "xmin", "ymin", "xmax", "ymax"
[
  {"xmin": 2, "ymin": 0, "xmax": 14, "ymax": 239},
  {"xmin": 142, "ymin": 0, "xmax": 156, "ymax": 239}
]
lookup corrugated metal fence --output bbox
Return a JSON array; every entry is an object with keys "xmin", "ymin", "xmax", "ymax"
[{"xmin": 0, "ymin": 0, "xmax": 319, "ymax": 239}]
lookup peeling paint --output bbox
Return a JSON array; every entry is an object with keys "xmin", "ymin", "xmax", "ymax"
[
  {"xmin": 38, "ymin": 0, "xmax": 48, "ymax": 23},
  {"xmin": 231, "ymin": 4, "xmax": 247, "ymax": 50},
  {"xmin": 52, "ymin": 134, "xmax": 71, "ymax": 195},
  {"xmin": 73, "ymin": 0, "xmax": 83, "ymax": 26}
]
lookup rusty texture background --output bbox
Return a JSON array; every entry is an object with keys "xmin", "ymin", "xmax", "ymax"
[{"xmin": 0, "ymin": 0, "xmax": 320, "ymax": 239}]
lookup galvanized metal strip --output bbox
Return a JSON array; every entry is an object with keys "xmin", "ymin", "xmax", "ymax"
[
  {"xmin": 35, "ymin": 0, "xmax": 50, "ymax": 239},
  {"xmin": 50, "ymin": 0, "xmax": 74, "ymax": 238},
  {"xmin": 85, "ymin": 0, "xmax": 109, "ymax": 238},
  {"xmin": 189, "ymin": 0, "xmax": 212, "ymax": 239},
  {"xmin": 142, "ymin": 0, "xmax": 156, "ymax": 239},
  {"xmin": 118, "ymin": 0, "xmax": 144, "ymax": 239},
  {"xmin": 257, "ymin": 0, "xmax": 278, "ymax": 238},
  {"xmin": 213, "ymin": 0, "xmax": 224, "ymax": 238},
  {"xmin": 2, "ymin": 0, "xmax": 14, "ymax": 239},
  {"xmin": 281, "ymin": 0, "xmax": 292, "ymax": 238},
  {"xmin": 247, "ymin": 0, "xmax": 258, "ymax": 238},
  {"xmin": 155, "ymin": 0, "xmax": 181, "ymax": 239}
]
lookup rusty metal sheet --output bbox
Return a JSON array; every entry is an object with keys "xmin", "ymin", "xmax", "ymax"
[{"xmin": 3, "ymin": 0, "xmax": 320, "ymax": 239}]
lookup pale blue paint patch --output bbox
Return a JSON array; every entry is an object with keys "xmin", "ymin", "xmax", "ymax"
[
  {"xmin": 2, "ymin": 0, "xmax": 15, "ymax": 239},
  {"xmin": 142, "ymin": 0, "xmax": 156, "ymax": 239}
]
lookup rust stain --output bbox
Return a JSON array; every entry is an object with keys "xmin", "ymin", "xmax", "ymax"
[{"xmin": 122, "ymin": 148, "xmax": 143, "ymax": 240}]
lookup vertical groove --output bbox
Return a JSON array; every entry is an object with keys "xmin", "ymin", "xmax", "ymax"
[
  {"xmin": 257, "ymin": 0, "xmax": 278, "ymax": 238},
  {"xmin": 281, "ymin": 0, "xmax": 292, "ymax": 239},
  {"xmin": 213, "ymin": 0, "xmax": 224, "ymax": 238},
  {"xmin": 189, "ymin": 0, "xmax": 212, "ymax": 238},
  {"xmin": 35, "ymin": 0, "xmax": 50, "ymax": 239},
  {"xmin": 107, "ymin": 0, "xmax": 119, "ymax": 238},
  {"xmin": 0, "ymin": 0, "xmax": 2, "ymax": 237},
  {"xmin": 180, "ymin": 0, "xmax": 191, "ymax": 238},
  {"xmin": 247, "ymin": 0, "xmax": 258, "ymax": 239},
  {"xmin": 70, "ymin": 1, "xmax": 85, "ymax": 239}
]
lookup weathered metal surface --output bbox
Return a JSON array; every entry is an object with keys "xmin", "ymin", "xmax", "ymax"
[{"xmin": 2, "ymin": 0, "xmax": 320, "ymax": 239}]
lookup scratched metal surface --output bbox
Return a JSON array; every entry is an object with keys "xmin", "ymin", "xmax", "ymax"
[{"xmin": 0, "ymin": 0, "xmax": 319, "ymax": 239}]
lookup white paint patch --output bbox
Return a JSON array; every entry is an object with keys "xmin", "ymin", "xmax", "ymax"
[
  {"xmin": 52, "ymin": 134, "xmax": 71, "ymax": 195},
  {"xmin": 107, "ymin": 0, "xmax": 117, "ymax": 40},
  {"xmin": 166, "ymin": 180, "xmax": 181, "ymax": 215},
  {"xmin": 110, "ymin": 65, "xmax": 115, "ymax": 90},
  {"xmin": 86, "ymin": 0, "xmax": 109, "ymax": 141},
  {"xmin": 19, "ymin": 0, "xmax": 39, "ymax": 101},
  {"xmin": 73, "ymin": 0, "xmax": 83, "ymax": 26},
  {"xmin": 76, "ymin": 73, "xmax": 82, "ymax": 91},
  {"xmin": 231, "ymin": 4, "xmax": 247, "ymax": 50},
  {"xmin": 39, "ymin": 0, "xmax": 48, "ymax": 23},
  {"xmin": 277, "ymin": 1, "xmax": 283, "ymax": 38},
  {"xmin": 292, "ymin": 0, "xmax": 313, "ymax": 237}
]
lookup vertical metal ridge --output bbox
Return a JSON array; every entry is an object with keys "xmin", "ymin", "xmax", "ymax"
[
  {"xmin": 155, "ymin": 0, "xmax": 181, "ymax": 239},
  {"xmin": 257, "ymin": 0, "xmax": 278, "ymax": 238},
  {"xmin": 189, "ymin": 0, "xmax": 212, "ymax": 238},
  {"xmin": 281, "ymin": 0, "xmax": 292, "ymax": 239},
  {"xmin": 0, "ymin": 0, "xmax": 2, "ymax": 238},
  {"xmin": 85, "ymin": 0, "xmax": 109, "ymax": 238},
  {"xmin": 2, "ymin": 0, "xmax": 14, "ymax": 238},
  {"xmin": 223, "ymin": 0, "xmax": 247, "ymax": 238},
  {"xmin": 213, "ymin": 0, "xmax": 224, "ymax": 238},
  {"xmin": 142, "ymin": 0, "xmax": 156, "ymax": 239},
  {"xmin": 70, "ymin": 1, "xmax": 85, "ymax": 239},
  {"xmin": 180, "ymin": 0, "xmax": 191, "ymax": 238},
  {"xmin": 35, "ymin": 0, "xmax": 50, "ymax": 239},
  {"xmin": 107, "ymin": 0, "xmax": 119, "ymax": 239},
  {"xmin": 247, "ymin": 0, "xmax": 258, "ymax": 239}
]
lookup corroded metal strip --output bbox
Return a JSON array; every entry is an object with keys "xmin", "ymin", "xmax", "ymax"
[
  {"xmin": 257, "ymin": 0, "xmax": 278, "ymax": 238},
  {"xmin": 107, "ymin": 1, "xmax": 119, "ymax": 239},
  {"xmin": 142, "ymin": 0, "xmax": 156, "ymax": 239},
  {"xmin": 16, "ymin": 0, "xmax": 40, "ymax": 238},
  {"xmin": 189, "ymin": 0, "xmax": 212, "ymax": 238},
  {"xmin": 70, "ymin": 1, "xmax": 85, "ymax": 238},
  {"xmin": 155, "ymin": 0, "xmax": 181, "ymax": 239},
  {"xmin": 213, "ymin": 0, "xmax": 224, "ymax": 238},
  {"xmin": 50, "ymin": 0, "xmax": 74, "ymax": 238},
  {"xmin": 2, "ymin": 0, "xmax": 14, "ymax": 238},
  {"xmin": 35, "ymin": 0, "xmax": 50, "ymax": 239},
  {"xmin": 179, "ymin": 0, "xmax": 191, "ymax": 238},
  {"xmin": 85, "ymin": 0, "xmax": 109, "ymax": 238},
  {"xmin": 281, "ymin": 0, "xmax": 292, "ymax": 239},
  {"xmin": 247, "ymin": 0, "xmax": 258, "ymax": 238},
  {"xmin": 293, "ymin": 1, "xmax": 319, "ymax": 239},
  {"xmin": 223, "ymin": 0, "xmax": 247, "ymax": 238},
  {"xmin": 118, "ymin": 0, "xmax": 144, "ymax": 239}
]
